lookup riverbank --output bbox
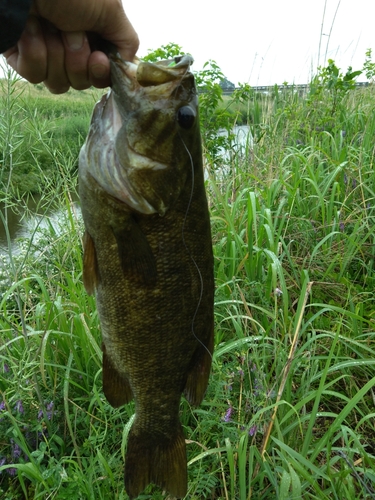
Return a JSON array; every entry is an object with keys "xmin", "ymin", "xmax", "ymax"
[
  {"xmin": 1, "ymin": 60, "xmax": 375, "ymax": 498},
  {"xmin": 0, "ymin": 74, "xmax": 99, "ymax": 195}
]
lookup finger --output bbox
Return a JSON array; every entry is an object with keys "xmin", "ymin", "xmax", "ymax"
[
  {"xmin": 63, "ymin": 31, "xmax": 91, "ymax": 90},
  {"xmin": 4, "ymin": 16, "xmax": 47, "ymax": 83},
  {"xmin": 95, "ymin": 8, "xmax": 139, "ymax": 62},
  {"xmin": 112, "ymin": 16, "xmax": 139, "ymax": 62},
  {"xmin": 88, "ymin": 51, "xmax": 111, "ymax": 89},
  {"xmin": 42, "ymin": 22, "xmax": 70, "ymax": 94}
]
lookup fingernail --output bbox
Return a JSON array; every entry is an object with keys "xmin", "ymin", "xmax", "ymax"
[
  {"xmin": 25, "ymin": 17, "xmax": 39, "ymax": 37},
  {"xmin": 65, "ymin": 31, "xmax": 85, "ymax": 51},
  {"xmin": 91, "ymin": 64, "xmax": 107, "ymax": 79}
]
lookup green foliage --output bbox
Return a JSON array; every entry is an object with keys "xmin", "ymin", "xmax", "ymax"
[
  {"xmin": 308, "ymin": 59, "xmax": 362, "ymax": 118},
  {"xmin": 1, "ymin": 48, "xmax": 375, "ymax": 499},
  {"xmin": 143, "ymin": 43, "xmax": 185, "ymax": 62},
  {"xmin": 363, "ymin": 48, "xmax": 375, "ymax": 81},
  {"xmin": 0, "ymin": 64, "xmax": 95, "ymax": 196}
]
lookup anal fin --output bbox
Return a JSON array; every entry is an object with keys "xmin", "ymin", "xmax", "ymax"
[{"xmin": 102, "ymin": 343, "xmax": 133, "ymax": 407}]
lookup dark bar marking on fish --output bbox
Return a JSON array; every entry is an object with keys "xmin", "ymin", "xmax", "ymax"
[
  {"xmin": 111, "ymin": 218, "xmax": 157, "ymax": 286},
  {"xmin": 102, "ymin": 343, "xmax": 134, "ymax": 407},
  {"xmin": 82, "ymin": 231, "xmax": 100, "ymax": 295}
]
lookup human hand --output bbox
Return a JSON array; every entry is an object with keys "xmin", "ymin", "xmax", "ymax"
[{"xmin": 2, "ymin": 0, "xmax": 139, "ymax": 93}]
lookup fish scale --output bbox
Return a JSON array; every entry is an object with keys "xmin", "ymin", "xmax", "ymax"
[{"xmin": 79, "ymin": 53, "xmax": 214, "ymax": 499}]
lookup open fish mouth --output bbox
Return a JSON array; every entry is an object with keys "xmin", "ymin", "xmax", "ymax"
[
  {"xmin": 110, "ymin": 54, "xmax": 194, "ymax": 88},
  {"xmin": 79, "ymin": 54, "xmax": 196, "ymax": 215}
]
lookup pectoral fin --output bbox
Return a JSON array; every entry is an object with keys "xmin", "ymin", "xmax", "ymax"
[
  {"xmin": 82, "ymin": 231, "xmax": 100, "ymax": 295},
  {"xmin": 111, "ymin": 217, "xmax": 157, "ymax": 285},
  {"xmin": 102, "ymin": 343, "xmax": 133, "ymax": 407},
  {"xmin": 184, "ymin": 329, "xmax": 214, "ymax": 406}
]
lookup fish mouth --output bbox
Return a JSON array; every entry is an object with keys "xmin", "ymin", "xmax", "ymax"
[
  {"xmin": 109, "ymin": 53, "xmax": 194, "ymax": 90},
  {"xmin": 80, "ymin": 54, "xmax": 196, "ymax": 215}
]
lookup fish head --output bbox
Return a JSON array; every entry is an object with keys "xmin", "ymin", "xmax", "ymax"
[{"xmin": 80, "ymin": 54, "xmax": 201, "ymax": 216}]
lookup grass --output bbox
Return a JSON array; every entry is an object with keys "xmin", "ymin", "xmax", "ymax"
[
  {"xmin": 1, "ymin": 59, "xmax": 375, "ymax": 499},
  {"xmin": 0, "ymin": 64, "xmax": 100, "ymax": 196}
]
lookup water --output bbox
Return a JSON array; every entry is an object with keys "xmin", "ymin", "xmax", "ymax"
[
  {"xmin": 0, "ymin": 126, "xmax": 251, "ymax": 253},
  {"xmin": 217, "ymin": 125, "xmax": 252, "ymax": 161},
  {"xmin": 0, "ymin": 194, "xmax": 80, "ymax": 256}
]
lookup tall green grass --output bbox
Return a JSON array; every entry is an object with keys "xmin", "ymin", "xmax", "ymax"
[
  {"xmin": 0, "ymin": 65, "xmax": 100, "ymax": 196},
  {"xmin": 1, "ymin": 57, "xmax": 375, "ymax": 499}
]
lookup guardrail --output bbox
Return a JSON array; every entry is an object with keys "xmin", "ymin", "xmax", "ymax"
[{"xmin": 218, "ymin": 81, "xmax": 371, "ymax": 96}]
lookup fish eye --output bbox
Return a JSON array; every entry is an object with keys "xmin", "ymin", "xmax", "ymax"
[{"xmin": 177, "ymin": 106, "xmax": 195, "ymax": 129}]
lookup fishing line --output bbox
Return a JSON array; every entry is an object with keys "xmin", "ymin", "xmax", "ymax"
[{"xmin": 178, "ymin": 132, "xmax": 213, "ymax": 361}]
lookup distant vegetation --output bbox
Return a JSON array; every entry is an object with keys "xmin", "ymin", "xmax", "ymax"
[{"xmin": 1, "ymin": 48, "xmax": 375, "ymax": 499}]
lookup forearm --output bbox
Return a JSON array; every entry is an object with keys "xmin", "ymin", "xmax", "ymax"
[{"xmin": 0, "ymin": 0, "xmax": 32, "ymax": 53}]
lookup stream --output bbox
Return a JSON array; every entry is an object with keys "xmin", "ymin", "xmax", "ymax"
[{"xmin": 0, "ymin": 125, "xmax": 252, "ymax": 255}]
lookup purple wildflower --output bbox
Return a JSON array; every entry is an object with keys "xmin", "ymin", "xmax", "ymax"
[
  {"xmin": 0, "ymin": 400, "xmax": 5, "ymax": 411},
  {"xmin": 11, "ymin": 440, "xmax": 22, "ymax": 460},
  {"xmin": 222, "ymin": 406, "xmax": 233, "ymax": 423},
  {"xmin": 339, "ymin": 222, "xmax": 345, "ymax": 232},
  {"xmin": 253, "ymin": 378, "xmax": 263, "ymax": 397},
  {"xmin": 14, "ymin": 400, "xmax": 24, "ymax": 414},
  {"xmin": 46, "ymin": 401, "xmax": 54, "ymax": 419},
  {"xmin": 238, "ymin": 369, "xmax": 244, "ymax": 378},
  {"xmin": 7, "ymin": 467, "xmax": 17, "ymax": 476},
  {"xmin": 249, "ymin": 425, "xmax": 257, "ymax": 437},
  {"xmin": 0, "ymin": 456, "xmax": 6, "ymax": 467},
  {"xmin": 3, "ymin": 363, "xmax": 9, "ymax": 373},
  {"xmin": 39, "ymin": 401, "xmax": 54, "ymax": 420}
]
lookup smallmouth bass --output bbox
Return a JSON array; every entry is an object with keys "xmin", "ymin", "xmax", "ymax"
[{"xmin": 79, "ymin": 54, "xmax": 214, "ymax": 499}]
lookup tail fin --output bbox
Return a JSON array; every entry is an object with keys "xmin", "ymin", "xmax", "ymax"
[{"xmin": 124, "ymin": 423, "xmax": 187, "ymax": 499}]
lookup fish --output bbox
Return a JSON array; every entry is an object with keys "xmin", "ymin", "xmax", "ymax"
[{"xmin": 78, "ymin": 53, "xmax": 214, "ymax": 499}]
